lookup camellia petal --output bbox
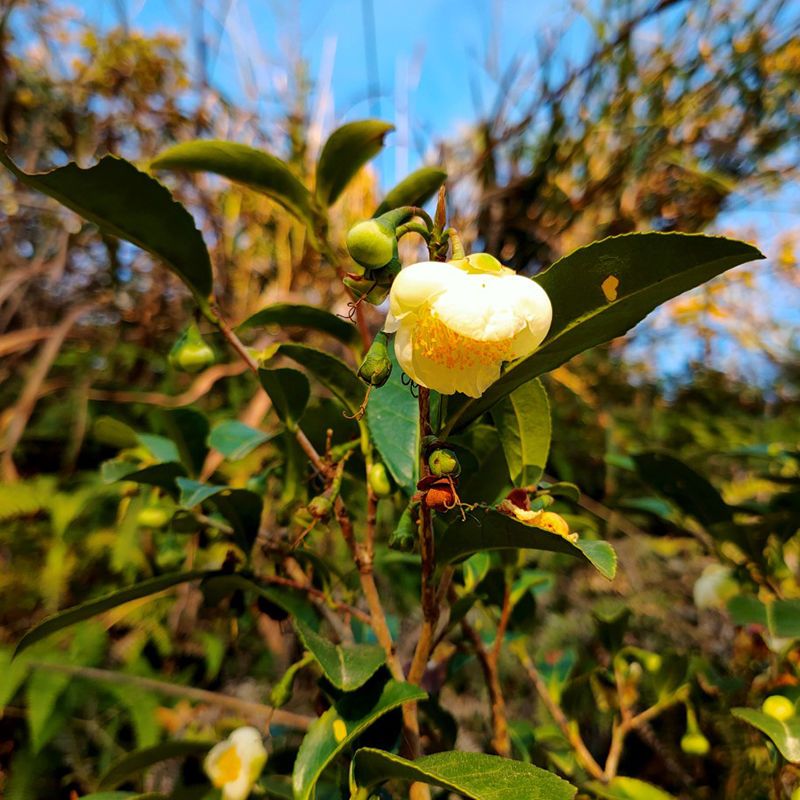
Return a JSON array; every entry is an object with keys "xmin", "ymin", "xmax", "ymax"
[
  {"xmin": 385, "ymin": 254, "xmax": 553, "ymax": 397},
  {"xmin": 204, "ymin": 726, "xmax": 267, "ymax": 800}
]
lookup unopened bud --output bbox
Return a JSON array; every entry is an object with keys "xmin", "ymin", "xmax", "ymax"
[
  {"xmin": 137, "ymin": 506, "xmax": 170, "ymax": 528},
  {"xmin": 389, "ymin": 505, "xmax": 417, "ymax": 552},
  {"xmin": 169, "ymin": 323, "xmax": 215, "ymax": 373},
  {"xmin": 368, "ymin": 462, "xmax": 393, "ymax": 497},
  {"xmin": 346, "ymin": 208, "xmax": 413, "ymax": 269},
  {"xmin": 358, "ymin": 331, "xmax": 393, "ymax": 387},
  {"xmin": 428, "ymin": 448, "xmax": 460, "ymax": 477},
  {"xmin": 307, "ymin": 495, "xmax": 333, "ymax": 521},
  {"xmin": 680, "ymin": 732, "xmax": 710, "ymax": 756},
  {"xmin": 762, "ymin": 695, "xmax": 795, "ymax": 721}
]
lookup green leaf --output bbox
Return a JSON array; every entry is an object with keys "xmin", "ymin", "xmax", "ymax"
[
  {"xmin": 151, "ymin": 140, "xmax": 316, "ymax": 230},
  {"xmin": 366, "ymin": 338, "xmax": 419, "ymax": 493},
  {"xmin": 26, "ymin": 667, "xmax": 71, "ymax": 752},
  {"xmin": 79, "ymin": 794, "xmax": 167, "ymax": 800},
  {"xmin": 99, "ymin": 740, "xmax": 213, "ymax": 790},
  {"xmin": 275, "ymin": 343, "xmax": 363, "ymax": 417},
  {"xmin": 294, "ymin": 619, "xmax": 385, "ymax": 691},
  {"xmin": 137, "ymin": 434, "xmax": 181, "ymax": 464},
  {"xmin": 443, "ymin": 233, "xmax": 764, "ymax": 432},
  {"xmin": 767, "ymin": 599, "xmax": 800, "ymax": 639},
  {"xmin": 632, "ymin": 452, "xmax": 732, "ymax": 527},
  {"xmin": 0, "ymin": 151, "xmax": 212, "ymax": 304},
  {"xmin": 438, "ymin": 508, "xmax": 617, "ymax": 580},
  {"xmin": 292, "ymin": 679, "xmax": 425, "ymax": 800},
  {"xmin": 258, "ymin": 367, "xmax": 310, "ymax": 431},
  {"xmin": 374, "ymin": 166, "xmax": 447, "ymax": 216},
  {"xmin": 732, "ymin": 708, "xmax": 800, "ymax": 762},
  {"xmin": 208, "ymin": 420, "xmax": 275, "ymax": 461},
  {"xmin": 14, "ymin": 570, "xmax": 220, "ymax": 656},
  {"xmin": 350, "ymin": 748, "xmax": 576, "ymax": 799},
  {"xmin": 93, "ymin": 416, "xmax": 139, "ymax": 449},
  {"xmin": 175, "ymin": 479, "xmax": 262, "ymax": 552},
  {"xmin": 585, "ymin": 776, "xmax": 676, "ymax": 799},
  {"xmin": 315, "ymin": 120, "xmax": 394, "ymax": 205},
  {"xmin": 238, "ymin": 303, "xmax": 361, "ymax": 348},
  {"xmin": 101, "ymin": 460, "xmax": 185, "ymax": 492},
  {"xmin": 491, "ymin": 379, "xmax": 551, "ymax": 487},
  {"xmin": 201, "ymin": 573, "xmax": 319, "ymax": 628}
]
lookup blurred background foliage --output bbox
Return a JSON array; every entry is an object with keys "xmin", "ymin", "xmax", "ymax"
[{"xmin": 0, "ymin": 1, "xmax": 798, "ymax": 798}]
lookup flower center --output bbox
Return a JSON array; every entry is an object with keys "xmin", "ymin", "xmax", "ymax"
[
  {"xmin": 413, "ymin": 307, "xmax": 514, "ymax": 369},
  {"xmin": 212, "ymin": 745, "xmax": 242, "ymax": 787}
]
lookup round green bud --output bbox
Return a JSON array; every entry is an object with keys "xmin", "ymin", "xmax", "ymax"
[
  {"xmin": 137, "ymin": 506, "xmax": 170, "ymax": 528},
  {"xmin": 358, "ymin": 331, "xmax": 393, "ymax": 387},
  {"xmin": 762, "ymin": 695, "xmax": 795, "ymax": 721},
  {"xmin": 428, "ymin": 448, "xmax": 460, "ymax": 477},
  {"xmin": 680, "ymin": 732, "xmax": 710, "ymax": 756},
  {"xmin": 169, "ymin": 323, "xmax": 215, "ymax": 373},
  {"xmin": 368, "ymin": 462, "xmax": 393, "ymax": 497},
  {"xmin": 307, "ymin": 495, "xmax": 333, "ymax": 521},
  {"xmin": 643, "ymin": 652, "xmax": 662, "ymax": 673},
  {"xmin": 346, "ymin": 219, "xmax": 397, "ymax": 269}
]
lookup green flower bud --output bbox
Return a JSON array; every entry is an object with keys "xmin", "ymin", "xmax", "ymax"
[
  {"xmin": 346, "ymin": 220, "xmax": 397, "ymax": 269},
  {"xmin": 344, "ymin": 259, "xmax": 402, "ymax": 306},
  {"xmin": 137, "ymin": 506, "xmax": 170, "ymax": 528},
  {"xmin": 428, "ymin": 448, "xmax": 460, "ymax": 477},
  {"xmin": 169, "ymin": 323, "xmax": 215, "ymax": 373},
  {"xmin": 308, "ymin": 495, "xmax": 333, "ymax": 521},
  {"xmin": 368, "ymin": 462, "xmax": 393, "ymax": 497},
  {"xmin": 762, "ymin": 695, "xmax": 795, "ymax": 721},
  {"xmin": 389, "ymin": 505, "xmax": 417, "ymax": 552},
  {"xmin": 346, "ymin": 208, "xmax": 414, "ymax": 269},
  {"xmin": 358, "ymin": 331, "xmax": 393, "ymax": 387},
  {"xmin": 680, "ymin": 732, "xmax": 710, "ymax": 756}
]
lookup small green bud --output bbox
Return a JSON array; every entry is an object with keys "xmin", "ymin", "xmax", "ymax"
[
  {"xmin": 368, "ymin": 462, "xmax": 393, "ymax": 497},
  {"xmin": 428, "ymin": 448, "xmax": 460, "ymax": 477},
  {"xmin": 137, "ymin": 506, "xmax": 170, "ymax": 528},
  {"xmin": 307, "ymin": 495, "xmax": 333, "ymax": 521},
  {"xmin": 344, "ymin": 259, "xmax": 402, "ymax": 306},
  {"xmin": 169, "ymin": 323, "xmax": 215, "ymax": 373},
  {"xmin": 358, "ymin": 331, "xmax": 393, "ymax": 387},
  {"xmin": 762, "ymin": 695, "xmax": 795, "ymax": 721},
  {"xmin": 346, "ymin": 219, "xmax": 397, "ymax": 269},
  {"xmin": 680, "ymin": 732, "xmax": 710, "ymax": 756},
  {"xmin": 389, "ymin": 505, "xmax": 417, "ymax": 552}
]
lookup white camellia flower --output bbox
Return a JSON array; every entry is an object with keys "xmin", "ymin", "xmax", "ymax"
[
  {"xmin": 204, "ymin": 726, "xmax": 267, "ymax": 800},
  {"xmin": 384, "ymin": 253, "xmax": 553, "ymax": 397}
]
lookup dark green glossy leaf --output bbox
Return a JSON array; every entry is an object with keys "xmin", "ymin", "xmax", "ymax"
[
  {"xmin": 366, "ymin": 338, "xmax": 419, "ymax": 493},
  {"xmin": 275, "ymin": 343, "xmax": 363, "ymax": 417},
  {"xmin": 633, "ymin": 452, "xmax": 732, "ymax": 527},
  {"xmin": 491, "ymin": 378, "xmax": 551, "ymax": 487},
  {"xmin": 0, "ymin": 151, "xmax": 212, "ymax": 304},
  {"xmin": 163, "ymin": 408, "xmax": 210, "ymax": 476},
  {"xmin": 374, "ymin": 166, "xmax": 447, "ymax": 216},
  {"xmin": 151, "ymin": 140, "xmax": 316, "ymax": 229},
  {"xmin": 101, "ymin": 460, "xmax": 185, "ymax": 492},
  {"xmin": 294, "ymin": 619, "xmax": 385, "ymax": 691},
  {"xmin": 208, "ymin": 421, "xmax": 275, "ymax": 461},
  {"xmin": 292, "ymin": 679, "xmax": 425, "ymax": 800},
  {"xmin": 767, "ymin": 599, "xmax": 800, "ymax": 639},
  {"xmin": 92, "ymin": 417, "xmax": 139, "ymax": 449},
  {"xmin": 258, "ymin": 367, "xmax": 310, "ymax": 431},
  {"xmin": 316, "ymin": 120, "xmax": 394, "ymax": 205},
  {"xmin": 238, "ymin": 303, "xmax": 361, "ymax": 348},
  {"xmin": 99, "ymin": 741, "xmax": 213, "ymax": 790},
  {"xmin": 350, "ymin": 748, "xmax": 576, "ymax": 799},
  {"xmin": 201, "ymin": 573, "xmax": 318, "ymax": 628},
  {"xmin": 732, "ymin": 708, "xmax": 800, "ymax": 762},
  {"xmin": 584, "ymin": 776, "xmax": 676, "ymax": 799},
  {"xmin": 438, "ymin": 507, "xmax": 616, "ymax": 580},
  {"xmin": 137, "ymin": 434, "xmax": 180, "ymax": 464},
  {"xmin": 14, "ymin": 570, "xmax": 220, "ymax": 656},
  {"xmin": 443, "ymin": 233, "xmax": 764, "ymax": 432}
]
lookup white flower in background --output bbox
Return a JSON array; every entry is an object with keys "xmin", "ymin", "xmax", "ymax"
[
  {"xmin": 384, "ymin": 253, "xmax": 553, "ymax": 397},
  {"xmin": 204, "ymin": 726, "xmax": 267, "ymax": 800}
]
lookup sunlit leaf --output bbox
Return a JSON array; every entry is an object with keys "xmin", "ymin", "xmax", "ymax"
[
  {"xmin": 732, "ymin": 708, "xmax": 800, "ymax": 762},
  {"xmin": 585, "ymin": 776, "xmax": 676, "ymax": 799},
  {"xmin": 374, "ymin": 166, "xmax": 447, "ymax": 216}
]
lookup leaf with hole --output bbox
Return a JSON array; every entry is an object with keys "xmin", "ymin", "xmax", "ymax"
[{"xmin": 443, "ymin": 233, "xmax": 765, "ymax": 432}]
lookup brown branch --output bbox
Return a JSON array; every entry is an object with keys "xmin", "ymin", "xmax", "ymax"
[{"xmin": 27, "ymin": 661, "xmax": 312, "ymax": 731}]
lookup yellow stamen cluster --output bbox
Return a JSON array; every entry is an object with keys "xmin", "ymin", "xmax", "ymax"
[
  {"xmin": 413, "ymin": 308, "xmax": 514, "ymax": 370},
  {"xmin": 212, "ymin": 746, "xmax": 242, "ymax": 787}
]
